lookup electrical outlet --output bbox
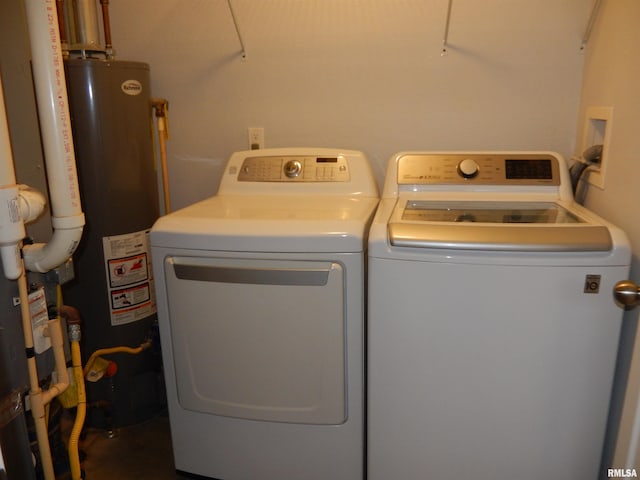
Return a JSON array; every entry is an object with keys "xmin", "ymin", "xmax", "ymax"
[{"xmin": 248, "ymin": 127, "xmax": 265, "ymax": 150}]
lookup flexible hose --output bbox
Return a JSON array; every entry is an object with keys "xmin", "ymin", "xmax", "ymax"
[
  {"xmin": 58, "ymin": 284, "xmax": 86, "ymax": 480},
  {"xmin": 68, "ymin": 337, "xmax": 86, "ymax": 480},
  {"xmin": 569, "ymin": 144, "xmax": 603, "ymax": 195},
  {"xmin": 58, "ymin": 287, "xmax": 150, "ymax": 479},
  {"xmin": 570, "ymin": 161, "xmax": 591, "ymax": 194},
  {"xmin": 82, "ymin": 343, "xmax": 152, "ymax": 379}
]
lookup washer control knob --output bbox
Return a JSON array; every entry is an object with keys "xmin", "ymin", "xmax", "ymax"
[
  {"xmin": 284, "ymin": 160, "xmax": 302, "ymax": 178},
  {"xmin": 457, "ymin": 158, "xmax": 479, "ymax": 179}
]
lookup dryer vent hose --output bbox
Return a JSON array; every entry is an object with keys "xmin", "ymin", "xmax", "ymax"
[{"xmin": 570, "ymin": 144, "xmax": 603, "ymax": 194}]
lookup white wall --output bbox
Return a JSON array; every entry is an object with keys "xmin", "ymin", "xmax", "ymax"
[
  {"xmin": 575, "ymin": 0, "xmax": 640, "ymax": 470},
  {"xmin": 108, "ymin": 0, "xmax": 589, "ymax": 210}
]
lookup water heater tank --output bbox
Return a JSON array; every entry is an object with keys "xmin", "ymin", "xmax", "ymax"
[{"xmin": 63, "ymin": 59, "xmax": 163, "ymax": 427}]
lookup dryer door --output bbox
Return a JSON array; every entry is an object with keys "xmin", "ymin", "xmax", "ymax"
[{"xmin": 164, "ymin": 256, "xmax": 346, "ymax": 425}]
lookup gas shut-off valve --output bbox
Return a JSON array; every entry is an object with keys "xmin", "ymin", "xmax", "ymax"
[{"xmin": 614, "ymin": 280, "xmax": 640, "ymax": 309}]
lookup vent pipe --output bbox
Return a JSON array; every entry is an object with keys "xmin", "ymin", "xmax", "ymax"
[
  {"xmin": 62, "ymin": 0, "xmax": 103, "ymax": 56},
  {"xmin": 23, "ymin": 0, "xmax": 85, "ymax": 273},
  {"xmin": 59, "ymin": 0, "xmax": 114, "ymax": 58},
  {"xmin": 0, "ymin": 77, "xmax": 26, "ymax": 280}
]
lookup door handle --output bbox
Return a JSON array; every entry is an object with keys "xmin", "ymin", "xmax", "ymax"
[{"xmin": 613, "ymin": 280, "xmax": 640, "ymax": 309}]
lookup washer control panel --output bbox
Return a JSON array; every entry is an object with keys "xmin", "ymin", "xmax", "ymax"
[
  {"xmin": 237, "ymin": 155, "xmax": 351, "ymax": 182},
  {"xmin": 397, "ymin": 153, "xmax": 561, "ymax": 186}
]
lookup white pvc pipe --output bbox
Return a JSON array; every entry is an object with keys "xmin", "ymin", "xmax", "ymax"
[
  {"xmin": 18, "ymin": 273, "xmax": 69, "ymax": 480},
  {"xmin": 17, "ymin": 185, "xmax": 47, "ymax": 225},
  {"xmin": 0, "ymin": 79, "xmax": 17, "ymax": 184},
  {"xmin": 0, "ymin": 75, "xmax": 26, "ymax": 280},
  {"xmin": 23, "ymin": 0, "xmax": 85, "ymax": 273}
]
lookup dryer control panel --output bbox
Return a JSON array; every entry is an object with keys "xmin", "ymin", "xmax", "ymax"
[{"xmin": 237, "ymin": 155, "xmax": 350, "ymax": 182}]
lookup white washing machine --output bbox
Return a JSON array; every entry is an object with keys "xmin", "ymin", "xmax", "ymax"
[
  {"xmin": 150, "ymin": 148, "xmax": 378, "ymax": 480},
  {"xmin": 367, "ymin": 152, "xmax": 631, "ymax": 480}
]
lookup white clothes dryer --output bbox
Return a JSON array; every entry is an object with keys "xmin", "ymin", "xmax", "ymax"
[
  {"xmin": 151, "ymin": 148, "xmax": 378, "ymax": 480},
  {"xmin": 367, "ymin": 152, "xmax": 631, "ymax": 480}
]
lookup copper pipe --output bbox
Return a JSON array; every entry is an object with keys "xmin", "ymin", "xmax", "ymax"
[
  {"xmin": 58, "ymin": 304, "xmax": 82, "ymax": 325},
  {"xmin": 100, "ymin": 0, "xmax": 113, "ymax": 52},
  {"xmin": 56, "ymin": 0, "xmax": 67, "ymax": 47},
  {"xmin": 152, "ymin": 98, "xmax": 171, "ymax": 213}
]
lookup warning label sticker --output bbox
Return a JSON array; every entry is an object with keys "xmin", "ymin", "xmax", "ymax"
[
  {"xmin": 108, "ymin": 253, "xmax": 149, "ymax": 288},
  {"xmin": 29, "ymin": 287, "xmax": 51, "ymax": 354},
  {"xmin": 103, "ymin": 229, "xmax": 157, "ymax": 326}
]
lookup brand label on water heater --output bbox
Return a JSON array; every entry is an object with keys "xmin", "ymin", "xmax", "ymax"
[{"xmin": 121, "ymin": 79, "xmax": 143, "ymax": 96}]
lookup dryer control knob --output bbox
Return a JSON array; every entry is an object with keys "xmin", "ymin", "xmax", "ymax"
[
  {"xmin": 457, "ymin": 158, "xmax": 479, "ymax": 179},
  {"xmin": 284, "ymin": 160, "xmax": 302, "ymax": 178}
]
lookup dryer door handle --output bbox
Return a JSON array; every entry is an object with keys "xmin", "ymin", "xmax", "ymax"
[
  {"xmin": 172, "ymin": 262, "xmax": 331, "ymax": 286},
  {"xmin": 614, "ymin": 280, "xmax": 640, "ymax": 310}
]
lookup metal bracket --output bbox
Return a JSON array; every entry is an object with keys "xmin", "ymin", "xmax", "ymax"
[
  {"xmin": 227, "ymin": 0, "xmax": 247, "ymax": 59},
  {"xmin": 441, "ymin": 0, "xmax": 454, "ymax": 56},
  {"xmin": 581, "ymin": 0, "xmax": 603, "ymax": 51},
  {"xmin": 440, "ymin": 0, "xmax": 601, "ymax": 54}
]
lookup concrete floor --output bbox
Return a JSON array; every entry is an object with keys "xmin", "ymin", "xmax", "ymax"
[{"xmin": 60, "ymin": 410, "xmax": 184, "ymax": 480}]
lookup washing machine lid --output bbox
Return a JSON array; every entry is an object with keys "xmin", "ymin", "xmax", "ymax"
[
  {"xmin": 150, "ymin": 195, "xmax": 379, "ymax": 253},
  {"xmin": 389, "ymin": 200, "xmax": 613, "ymax": 252}
]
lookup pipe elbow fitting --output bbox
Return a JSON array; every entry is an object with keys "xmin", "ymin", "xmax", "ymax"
[
  {"xmin": 59, "ymin": 304, "xmax": 82, "ymax": 326},
  {"xmin": 0, "ymin": 185, "xmax": 26, "ymax": 279},
  {"xmin": 18, "ymin": 184, "xmax": 47, "ymax": 224},
  {"xmin": 22, "ymin": 214, "xmax": 85, "ymax": 273}
]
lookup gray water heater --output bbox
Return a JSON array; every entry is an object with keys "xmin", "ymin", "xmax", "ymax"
[{"xmin": 63, "ymin": 59, "xmax": 163, "ymax": 427}]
